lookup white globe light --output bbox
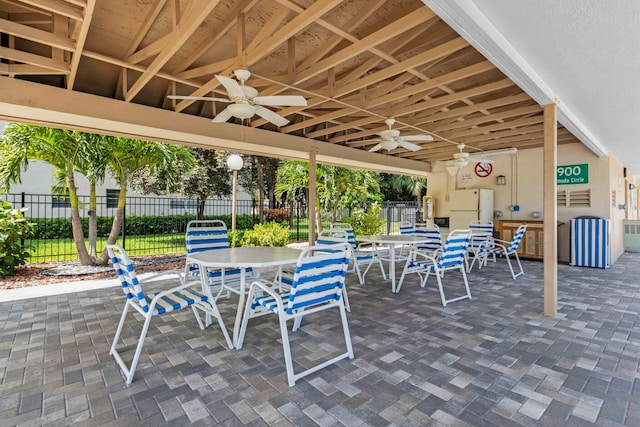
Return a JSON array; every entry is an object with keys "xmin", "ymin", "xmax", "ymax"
[{"xmin": 227, "ymin": 154, "xmax": 243, "ymax": 171}]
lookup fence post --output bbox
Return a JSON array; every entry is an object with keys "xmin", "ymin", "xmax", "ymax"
[{"xmin": 386, "ymin": 202, "xmax": 391, "ymax": 234}]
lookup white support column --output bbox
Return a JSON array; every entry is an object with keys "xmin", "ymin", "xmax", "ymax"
[
  {"xmin": 543, "ymin": 101, "xmax": 559, "ymax": 316},
  {"xmin": 308, "ymin": 146, "xmax": 317, "ymax": 246}
]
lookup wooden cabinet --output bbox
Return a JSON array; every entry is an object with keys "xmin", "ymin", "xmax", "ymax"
[{"xmin": 494, "ymin": 220, "xmax": 544, "ymax": 260}]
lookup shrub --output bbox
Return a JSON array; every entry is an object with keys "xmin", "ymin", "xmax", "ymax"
[
  {"xmin": 228, "ymin": 230, "xmax": 244, "ymax": 248},
  {"xmin": 341, "ymin": 202, "xmax": 385, "ymax": 236},
  {"xmin": 241, "ymin": 222, "xmax": 290, "ymax": 247},
  {"xmin": 0, "ymin": 201, "xmax": 35, "ymax": 277},
  {"xmin": 263, "ymin": 208, "xmax": 291, "ymax": 223}
]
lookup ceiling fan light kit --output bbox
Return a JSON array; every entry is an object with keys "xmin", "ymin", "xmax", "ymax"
[
  {"xmin": 367, "ymin": 118, "xmax": 433, "ymax": 153},
  {"xmin": 227, "ymin": 103, "xmax": 257, "ymax": 119}
]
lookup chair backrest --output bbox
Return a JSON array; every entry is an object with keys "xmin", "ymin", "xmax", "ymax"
[
  {"xmin": 330, "ymin": 222, "xmax": 357, "ymax": 248},
  {"xmin": 107, "ymin": 244, "xmax": 149, "ymax": 313},
  {"xmin": 414, "ymin": 223, "xmax": 442, "ymax": 252},
  {"xmin": 185, "ymin": 220, "xmax": 229, "ymax": 254},
  {"xmin": 286, "ymin": 244, "xmax": 352, "ymax": 315},
  {"xmin": 399, "ymin": 221, "xmax": 414, "ymax": 235},
  {"xmin": 469, "ymin": 221, "xmax": 494, "ymax": 249},
  {"xmin": 317, "ymin": 229, "xmax": 349, "ymax": 251},
  {"xmin": 506, "ymin": 224, "xmax": 527, "ymax": 253},
  {"xmin": 439, "ymin": 229, "xmax": 472, "ymax": 268}
]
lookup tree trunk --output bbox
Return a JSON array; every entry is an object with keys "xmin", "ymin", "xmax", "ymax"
[
  {"xmin": 88, "ymin": 183, "xmax": 97, "ymax": 257},
  {"xmin": 315, "ymin": 196, "xmax": 323, "ymax": 234},
  {"xmin": 68, "ymin": 175, "xmax": 94, "ymax": 265},
  {"xmin": 96, "ymin": 184, "xmax": 126, "ymax": 265},
  {"xmin": 197, "ymin": 198, "xmax": 205, "ymax": 220},
  {"xmin": 257, "ymin": 157, "xmax": 264, "ymax": 223}
]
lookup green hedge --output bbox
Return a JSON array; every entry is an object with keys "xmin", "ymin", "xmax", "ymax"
[{"xmin": 28, "ymin": 214, "xmax": 256, "ymax": 239}]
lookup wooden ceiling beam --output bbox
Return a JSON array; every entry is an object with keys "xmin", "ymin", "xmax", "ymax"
[
  {"xmin": 124, "ymin": 0, "xmax": 167, "ymax": 57},
  {"xmin": 296, "ymin": 0, "xmax": 385, "ymax": 70},
  {"xmin": 174, "ymin": 0, "xmax": 258, "ymax": 74},
  {"xmin": 175, "ymin": 0, "xmax": 343, "ymax": 112},
  {"xmin": 0, "ymin": 46, "xmax": 70, "ymax": 72},
  {"xmin": 293, "ymin": 8, "xmax": 434, "ymax": 85},
  {"xmin": 67, "ymin": 0, "xmax": 94, "ymax": 89},
  {"xmin": 125, "ymin": 0, "xmax": 220, "ymax": 102},
  {"xmin": 432, "ymin": 104, "xmax": 542, "ymax": 133},
  {"xmin": 0, "ymin": 17, "xmax": 75, "ymax": 51},
  {"xmin": 17, "ymin": 0, "xmax": 83, "ymax": 20}
]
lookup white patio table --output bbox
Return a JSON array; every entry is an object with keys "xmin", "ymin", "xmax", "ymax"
[
  {"xmin": 186, "ymin": 246, "xmax": 302, "ymax": 347},
  {"xmin": 356, "ymin": 235, "xmax": 434, "ymax": 293}
]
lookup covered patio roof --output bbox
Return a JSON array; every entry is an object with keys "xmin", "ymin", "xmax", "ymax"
[{"xmin": 2, "ymin": 0, "xmax": 623, "ymax": 177}]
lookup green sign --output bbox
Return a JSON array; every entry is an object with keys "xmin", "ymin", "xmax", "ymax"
[{"xmin": 557, "ymin": 163, "xmax": 589, "ymax": 185}]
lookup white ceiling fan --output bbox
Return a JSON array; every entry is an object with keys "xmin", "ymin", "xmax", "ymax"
[
  {"xmin": 167, "ymin": 69, "xmax": 307, "ymax": 127},
  {"xmin": 367, "ymin": 118, "xmax": 434, "ymax": 152},
  {"xmin": 446, "ymin": 143, "xmax": 495, "ymax": 168}
]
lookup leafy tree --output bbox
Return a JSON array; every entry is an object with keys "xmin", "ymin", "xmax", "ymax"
[
  {"xmin": 131, "ymin": 147, "xmax": 230, "ymax": 219},
  {"xmin": 275, "ymin": 160, "xmax": 381, "ymax": 232},
  {"xmin": 379, "ymin": 173, "xmax": 427, "ymax": 202}
]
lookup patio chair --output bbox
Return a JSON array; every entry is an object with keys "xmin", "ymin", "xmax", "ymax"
[
  {"xmin": 397, "ymin": 229, "xmax": 472, "ymax": 306},
  {"xmin": 107, "ymin": 244, "xmax": 232, "ymax": 385},
  {"xmin": 485, "ymin": 224, "xmax": 528, "ymax": 279},
  {"xmin": 397, "ymin": 221, "xmax": 416, "ymax": 261},
  {"xmin": 467, "ymin": 221, "xmax": 494, "ymax": 272},
  {"xmin": 185, "ymin": 220, "xmax": 254, "ymax": 299},
  {"xmin": 331, "ymin": 222, "xmax": 386, "ymax": 284},
  {"xmin": 276, "ymin": 230, "xmax": 352, "ymax": 311},
  {"xmin": 237, "ymin": 243, "xmax": 354, "ymax": 386},
  {"xmin": 413, "ymin": 222, "xmax": 443, "ymax": 257}
]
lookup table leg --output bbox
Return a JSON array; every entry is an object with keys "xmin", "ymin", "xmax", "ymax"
[
  {"xmin": 232, "ymin": 268, "xmax": 246, "ymax": 347},
  {"xmin": 389, "ymin": 243, "xmax": 397, "ymax": 293}
]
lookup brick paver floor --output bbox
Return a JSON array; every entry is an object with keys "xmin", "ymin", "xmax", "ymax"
[{"xmin": 1, "ymin": 252, "xmax": 640, "ymax": 426}]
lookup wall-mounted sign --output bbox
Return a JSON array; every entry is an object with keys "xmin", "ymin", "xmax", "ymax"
[
  {"xmin": 557, "ymin": 163, "xmax": 589, "ymax": 185},
  {"xmin": 460, "ymin": 173, "xmax": 473, "ymax": 183},
  {"xmin": 474, "ymin": 162, "xmax": 493, "ymax": 178}
]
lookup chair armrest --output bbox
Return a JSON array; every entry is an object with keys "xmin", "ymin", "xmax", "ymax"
[
  {"xmin": 141, "ymin": 269, "xmax": 186, "ymax": 284},
  {"xmin": 248, "ymin": 279, "xmax": 282, "ymax": 300}
]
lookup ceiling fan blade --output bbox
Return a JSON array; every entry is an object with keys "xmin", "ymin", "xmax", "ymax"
[
  {"xmin": 398, "ymin": 140, "xmax": 422, "ymax": 152},
  {"xmin": 368, "ymin": 144, "xmax": 382, "ymax": 152},
  {"xmin": 253, "ymin": 95, "xmax": 307, "ymax": 106},
  {"xmin": 212, "ymin": 107, "xmax": 234, "ymax": 123},
  {"xmin": 401, "ymin": 135, "xmax": 433, "ymax": 142},
  {"xmin": 254, "ymin": 105, "xmax": 289, "ymax": 126},
  {"xmin": 167, "ymin": 95, "xmax": 232, "ymax": 102},
  {"xmin": 468, "ymin": 157, "xmax": 494, "ymax": 163},
  {"xmin": 215, "ymin": 75, "xmax": 245, "ymax": 98}
]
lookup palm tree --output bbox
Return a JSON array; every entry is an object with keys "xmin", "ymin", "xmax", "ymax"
[
  {"xmin": 0, "ymin": 124, "xmax": 97, "ymax": 264},
  {"xmin": 96, "ymin": 136, "xmax": 194, "ymax": 264}
]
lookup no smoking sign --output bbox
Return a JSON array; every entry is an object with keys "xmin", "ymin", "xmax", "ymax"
[{"xmin": 474, "ymin": 162, "xmax": 493, "ymax": 178}]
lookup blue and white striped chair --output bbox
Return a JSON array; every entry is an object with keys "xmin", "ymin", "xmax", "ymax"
[
  {"xmin": 107, "ymin": 244, "xmax": 232, "ymax": 385},
  {"xmin": 467, "ymin": 221, "xmax": 494, "ymax": 272},
  {"xmin": 397, "ymin": 221, "xmax": 416, "ymax": 261},
  {"xmin": 413, "ymin": 222, "xmax": 443, "ymax": 257},
  {"xmin": 185, "ymin": 220, "xmax": 254, "ymax": 299},
  {"xmin": 397, "ymin": 229, "xmax": 472, "ymax": 306},
  {"xmin": 331, "ymin": 222, "xmax": 386, "ymax": 284},
  {"xmin": 237, "ymin": 244, "xmax": 354, "ymax": 386},
  {"xmin": 277, "ymin": 230, "xmax": 352, "ymax": 311},
  {"xmin": 486, "ymin": 224, "xmax": 527, "ymax": 279}
]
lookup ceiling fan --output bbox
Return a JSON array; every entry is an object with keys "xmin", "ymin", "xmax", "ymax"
[
  {"xmin": 446, "ymin": 143, "xmax": 496, "ymax": 167},
  {"xmin": 167, "ymin": 69, "xmax": 307, "ymax": 127},
  {"xmin": 367, "ymin": 118, "xmax": 434, "ymax": 152}
]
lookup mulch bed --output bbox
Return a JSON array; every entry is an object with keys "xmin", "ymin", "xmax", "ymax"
[{"xmin": 0, "ymin": 255, "xmax": 185, "ymax": 290}]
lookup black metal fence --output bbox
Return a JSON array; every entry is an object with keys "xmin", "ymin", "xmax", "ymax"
[{"xmin": 3, "ymin": 193, "xmax": 419, "ymax": 262}]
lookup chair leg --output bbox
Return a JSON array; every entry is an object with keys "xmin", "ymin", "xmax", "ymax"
[
  {"xmin": 109, "ymin": 309, "xmax": 154, "ymax": 385},
  {"xmin": 509, "ymin": 251, "xmax": 525, "ymax": 279},
  {"xmin": 236, "ymin": 289, "xmax": 257, "ymax": 349},
  {"xmin": 461, "ymin": 265, "xmax": 472, "ymax": 300},
  {"xmin": 278, "ymin": 313, "xmax": 296, "ymax": 387},
  {"xmin": 435, "ymin": 268, "xmax": 448, "ymax": 306},
  {"xmin": 191, "ymin": 305, "xmax": 205, "ymax": 330},
  {"xmin": 396, "ymin": 261, "xmax": 410, "ymax": 292},
  {"xmin": 505, "ymin": 253, "xmax": 517, "ymax": 279},
  {"xmin": 342, "ymin": 286, "xmax": 351, "ymax": 312},
  {"xmin": 339, "ymin": 301, "xmax": 355, "ymax": 360},
  {"xmin": 110, "ymin": 301, "xmax": 130, "ymax": 358},
  {"xmin": 353, "ymin": 260, "xmax": 365, "ymax": 285}
]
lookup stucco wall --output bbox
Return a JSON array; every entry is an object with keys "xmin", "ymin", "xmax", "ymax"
[{"xmin": 427, "ymin": 142, "xmax": 625, "ymax": 264}]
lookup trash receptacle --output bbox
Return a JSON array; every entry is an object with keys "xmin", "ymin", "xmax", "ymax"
[{"xmin": 570, "ymin": 216, "xmax": 609, "ymax": 269}]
